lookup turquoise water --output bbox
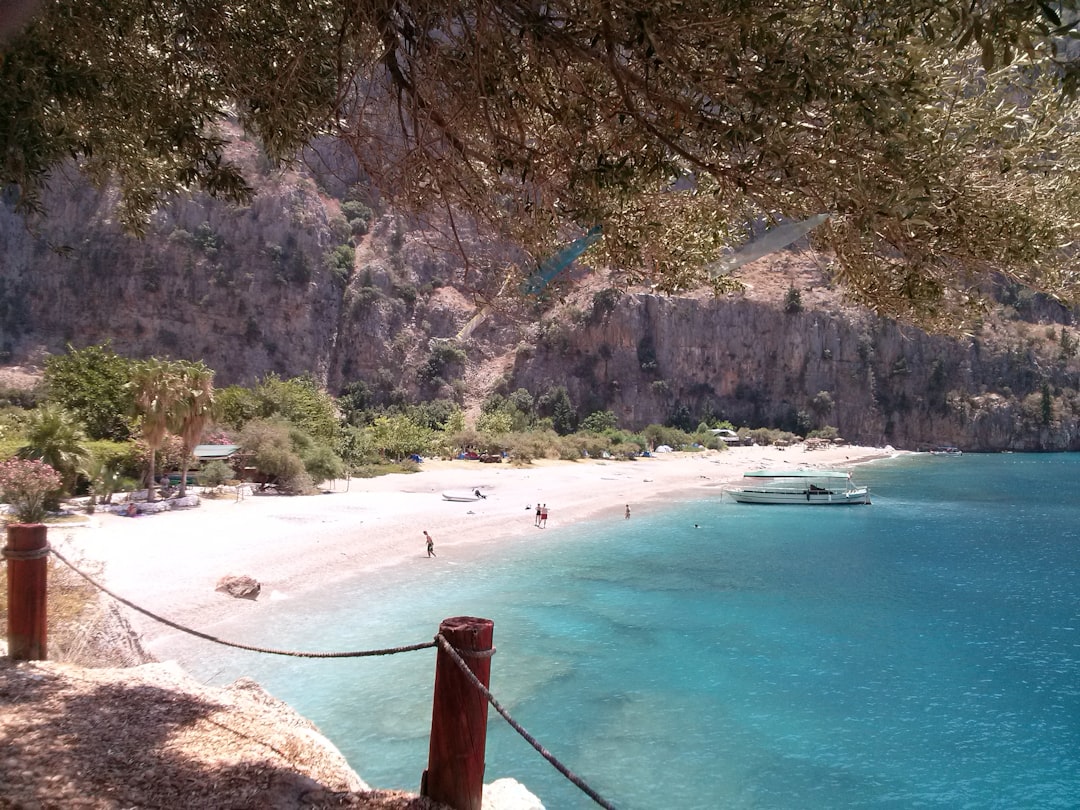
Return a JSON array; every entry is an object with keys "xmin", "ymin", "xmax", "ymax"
[{"xmin": 162, "ymin": 454, "xmax": 1080, "ymax": 809}]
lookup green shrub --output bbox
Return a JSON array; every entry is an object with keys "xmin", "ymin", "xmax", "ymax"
[
  {"xmin": 341, "ymin": 200, "xmax": 373, "ymax": 236},
  {"xmin": 391, "ymin": 282, "xmax": 417, "ymax": 305},
  {"xmin": 324, "ymin": 243, "xmax": 355, "ymax": 283},
  {"xmin": 0, "ymin": 437, "xmax": 24, "ymax": 461},
  {"xmin": 641, "ymin": 423, "xmax": 692, "ymax": 450},
  {"xmin": 301, "ymin": 443, "xmax": 346, "ymax": 485},
  {"xmin": 0, "ymin": 384, "xmax": 40, "ymax": 409},
  {"xmin": 86, "ymin": 440, "xmax": 142, "ymax": 481},
  {"xmin": 609, "ymin": 440, "xmax": 644, "ymax": 459},
  {"xmin": 196, "ymin": 459, "xmax": 234, "ymax": 488},
  {"xmin": 503, "ymin": 429, "xmax": 562, "ymax": 463}
]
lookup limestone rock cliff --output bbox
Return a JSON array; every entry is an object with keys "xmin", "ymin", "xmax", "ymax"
[
  {"xmin": 509, "ymin": 284, "xmax": 1080, "ymax": 451},
  {"xmin": 2, "ymin": 155, "xmax": 1078, "ymax": 452}
]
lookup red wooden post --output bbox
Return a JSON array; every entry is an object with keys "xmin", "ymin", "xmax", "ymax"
[
  {"xmin": 4, "ymin": 524, "xmax": 49, "ymax": 660},
  {"xmin": 422, "ymin": 616, "xmax": 495, "ymax": 810}
]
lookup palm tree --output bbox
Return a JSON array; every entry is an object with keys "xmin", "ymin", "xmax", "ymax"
[
  {"xmin": 18, "ymin": 404, "xmax": 90, "ymax": 496},
  {"xmin": 130, "ymin": 358, "xmax": 184, "ymax": 502},
  {"xmin": 169, "ymin": 361, "xmax": 216, "ymax": 497}
]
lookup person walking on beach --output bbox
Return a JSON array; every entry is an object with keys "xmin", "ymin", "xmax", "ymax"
[
  {"xmin": 625, "ymin": 504, "xmax": 631, "ymax": 519},
  {"xmin": 539, "ymin": 504, "xmax": 548, "ymax": 528},
  {"xmin": 535, "ymin": 502, "xmax": 542, "ymax": 527},
  {"xmin": 424, "ymin": 530, "xmax": 436, "ymax": 557}
]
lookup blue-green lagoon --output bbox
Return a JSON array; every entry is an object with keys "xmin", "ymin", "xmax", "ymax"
[{"xmin": 159, "ymin": 453, "xmax": 1080, "ymax": 809}]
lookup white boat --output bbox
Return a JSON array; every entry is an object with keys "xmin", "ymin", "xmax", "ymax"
[
  {"xmin": 442, "ymin": 490, "xmax": 484, "ymax": 502},
  {"xmin": 929, "ymin": 446, "xmax": 962, "ymax": 456},
  {"xmin": 726, "ymin": 469, "xmax": 870, "ymax": 505}
]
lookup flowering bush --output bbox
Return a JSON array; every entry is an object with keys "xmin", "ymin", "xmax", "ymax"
[{"xmin": 0, "ymin": 458, "xmax": 63, "ymax": 523}]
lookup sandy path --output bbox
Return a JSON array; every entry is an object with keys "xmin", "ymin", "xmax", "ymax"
[{"xmin": 51, "ymin": 444, "xmax": 897, "ymax": 651}]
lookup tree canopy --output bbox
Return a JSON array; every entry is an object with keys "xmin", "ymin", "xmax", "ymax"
[
  {"xmin": 2, "ymin": 1, "xmax": 1078, "ymax": 323},
  {"xmin": 43, "ymin": 343, "xmax": 136, "ymax": 441}
]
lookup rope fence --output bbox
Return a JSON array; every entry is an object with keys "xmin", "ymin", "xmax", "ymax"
[
  {"xmin": 434, "ymin": 634, "xmax": 620, "ymax": 810},
  {"xmin": 49, "ymin": 546, "xmax": 436, "ymax": 658},
  {"xmin": 41, "ymin": 544, "xmax": 619, "ymax": 809}
]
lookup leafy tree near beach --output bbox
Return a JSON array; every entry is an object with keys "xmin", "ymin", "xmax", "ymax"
[
  {"xmin": 336, "ymin": 425, "xmax": 379, "ymax": 472},
  {"xmin": 195, "ymin": 459, "xmax": 234, "ymax": 489},
  {"xmin": 443, "ymin": 408, "xmax": 467, "ymax": 436},
  {"xmin": 249, "ymin": 375, "xmax": 341, "ymax": 446},
  {"xmin": 43, "ymin": 344, "xmax": 136, "ymax": 442},
  {"xmin": 405, "ymin": 399, "xmax": 464, "ymax": 432},
  {"xmin": 299, "ymin": 443, "xmax": 346, "ymax": 487},
  {"xmin": 368, "ymin": 415, "xmax": 433, "ymax": 461},
  {"xmin": 580, "ymin": 411, "xmax": 620, "ymax": 434},
  {"xmin": 479, "ymin": 391, "xmax": 534, "ymax": 433},
  {"xmin": 1, "ymin": 1, "xmax": 1077, "ymax": 324},
  {"xmin": 475, "ymin": 409, "xmax": 514, "ymax": 436},
  {"xmin": 215, "ymin": 385, "xmax": 261, "ymax": 431},
  {"xmin": 537, "ymin": 387, "xmax": 578, "ymax": 436},
  {"xmin": 236, "ymin": 419, "xmax": 313, "ymax": 494}
]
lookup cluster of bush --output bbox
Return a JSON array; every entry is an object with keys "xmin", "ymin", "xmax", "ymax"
[{"xmin": 1, "ymin": 344, "xmax": 828, "ymax": 511}]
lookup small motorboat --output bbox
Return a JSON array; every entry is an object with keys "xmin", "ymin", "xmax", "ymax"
[
  {"xmin": 725, "ymin": 469, "xmax": 870, "ymax": 505},
  {"xmin": 442, "ymin": 490, "xmax": 485, "ymax": 502}
]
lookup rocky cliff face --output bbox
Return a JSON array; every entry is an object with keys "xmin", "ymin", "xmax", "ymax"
[
  {"xmin": 0, "ymin": 157, "xmax": 343, "ymax": 384},
  {"xmin": 2, "ymin": 156, "xmax": 1078, "ymax": 451},
  {"xmin": 509, "ymin": 288, "xmax": 1080, "ymax": 450}
]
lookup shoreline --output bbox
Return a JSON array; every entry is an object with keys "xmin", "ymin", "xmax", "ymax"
[{"xmin": 52, "ymin": 444, "xmax": 900, "ymax": 655}]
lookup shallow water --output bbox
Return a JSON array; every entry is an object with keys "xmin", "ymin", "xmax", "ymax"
[{"xmin": 161, "ymin": 454, "xmax": 1080, "ymax": 809}]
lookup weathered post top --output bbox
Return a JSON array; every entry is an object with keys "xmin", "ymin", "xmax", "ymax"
[
  {"xmin": 423, "ymin": 616, "xmax": 495, "ymax": 810},
  {"xmin": 4, "ymin": 523, "xmax": 49, "ymax": 661}
]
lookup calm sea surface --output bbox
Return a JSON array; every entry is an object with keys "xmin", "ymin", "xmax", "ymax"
[{"xmin": 161, "ymin": 453, "xmax": 1080, "ymax": 809}]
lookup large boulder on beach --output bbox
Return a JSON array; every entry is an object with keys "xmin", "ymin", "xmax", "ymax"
[{"xmin": 215, "ymin": 574, "xmax": 262, "ymax": 600}]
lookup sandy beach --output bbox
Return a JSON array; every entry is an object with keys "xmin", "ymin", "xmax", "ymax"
[{"xmin": 52, "ymin": 443, "xmax": 898, "ymax": 656}]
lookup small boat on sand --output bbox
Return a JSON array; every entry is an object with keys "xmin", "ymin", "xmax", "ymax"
[
  {"xmin": 726, "ymin": 469, "xmax": 870, "ymax": 505},
  {"xmin": 442, "ymin": 490, "xmax": 485, "ymax": 502}
]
